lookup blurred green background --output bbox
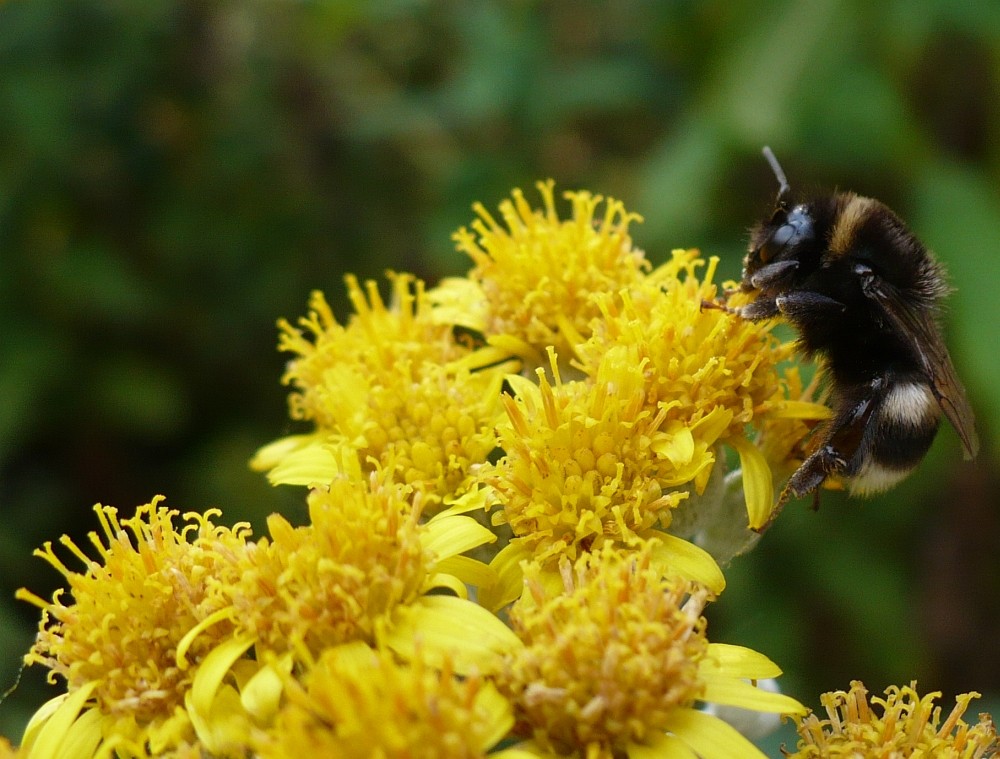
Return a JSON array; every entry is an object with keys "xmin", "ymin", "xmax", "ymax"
[{"xmin": 2, "ymin": 0, "xmax": 999, "ymax": 749}]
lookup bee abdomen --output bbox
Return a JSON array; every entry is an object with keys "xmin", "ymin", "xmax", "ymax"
[{"xmin": 847, "ymin": 381, "xmax": 941, "ymax": 495}]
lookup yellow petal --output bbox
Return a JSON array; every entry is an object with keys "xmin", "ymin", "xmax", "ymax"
[
  {"xmin": 434, "ymin": 554, "xmax": 499, "ymax": 589},
  {"xmin": 264, "ymin": 443, "xmax": 341, "ymax": 486},
  {"xmin": 699, "ymin": 673, "xmax": 806, "ymax": 715},
  {"xmin": 59, "ymin": 706, "xmax": 102, "ymax": 759},
  {"xmin": 628, "ymin": 731, "xmax": 698, "ymax": 759},
  {"xmin": 490, "ymin": 334, "xmax": 544, "ymax": 366},
  {"xmin": 773, "ymin": 400, "xmax": 832, "ymax": 419},
  {"xmin": 425, "ymin": 572, "xmax": 469, "ymax": 599},
  {"xmin": 186, "ymin": 683, "xmax": 253, "ymax": 756},
  {"xmin": 504, "ymin": 372, "xmax": 542, "ymax": 403},
  {"xmin": 653, "ymin": 426, "xmax": 695, "ymax": 468},
  {"xmin": 427, "ymin": 276, "xmax": 489, "ymax": 332},
  {"xmin": 491, "ymin": 740, "xmax": 562, "ymax": 758},
  {"xmin": 649, "ymin": 532, "xmax": 725, "ymax": 595},
  {"xmin": 382, "ymin": 595, "xmax": 521, "ymax": 675},
  {"xmin": 663, "ymin": 707, "xmax": 768, "ymax": 759},
  {"xmin": 22, "ymin": 681, "xmax": 98, "ymax": 759},
  {"xmin": 728, "ymin": 436, "xmax": 774, "ymax": 530},
  {"xmin": 474, "ymin": 681, "xmax": 516, "ymax": 751},
  {"xmin": 249, "ymin": 433, "xmax": 319, "ymax": 472},
  {"xmin": 690, "ymin": 407, "xmax": 735, "ymax": 447},
  {"xmin": 421, "ymin": 514, "xmax": 497, "ymax": 560},
  {"xmin": 438, "ymin": 486, "xmax": 492, "ymax": 516},
  {"xmin": 190, "ymin": 635, "xmax": 255, "ymax": 720},
  {"xmin": 491, "ymin": 750, "xmax": 554, "ymax": 759},
  {"xmin": 702, "ymin": 643, "xmax": 782, "ymax": 679},
  {"xmin": 241, "ymin": 655, "xmax": 292, "ymax": 723},
  {"xmin": 480, "ymin": 541, "xmax": 529, "ymax": 611}
]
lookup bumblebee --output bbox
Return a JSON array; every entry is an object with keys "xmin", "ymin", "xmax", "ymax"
[{"xmin": 737, "ymin": 147, "xmax": 978, "ymax": 524}]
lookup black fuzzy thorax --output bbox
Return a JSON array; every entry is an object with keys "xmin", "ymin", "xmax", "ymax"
[{"xmin": 755, "ymin": 193, "xmax": 946, "ymax": 387}]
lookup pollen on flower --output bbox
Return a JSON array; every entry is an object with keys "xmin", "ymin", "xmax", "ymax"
[
  {"xmin": 499, "ymin": 542, "xmax": 710, "ymax": 753},
  {"xmin": 16, "ymin": 498, "xmax": 250, "ymax": 725},
  {"xmin": 259, "ymin": 272, "xmax": 509, "ymax": 509},
  {"xmin": 280, "ymin": 275, "xmax": 467, "ymax": 424},
  {"xmin": 578, "ymin": 249, "xmax": 797, "ymax": 443},
  {"xmin": 258, "ymin": 644, "xmax": 513, "ymax": 759},
  {"xmin": 443, "ymin": 179, "xmax": 648, "ymax": 363},
  {"xmin": 786, "ymin": 681, "xmax": 997, "ymax": 758},
  {"xmin": 489, "ymin": 352, "xmax": 700, "ymax": 567},
  {"xmin": 220, "ymin": 476, "xmax": 431, "ymax": 657}
]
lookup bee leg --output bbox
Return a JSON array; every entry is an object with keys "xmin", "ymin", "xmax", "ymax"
[
  {"xmin": 773, "ymin": 290, "xmax": 846, "ymax": 317},
  {"xmin": 746, "ymin": 259, "xmax": 800, "ymax": 290},
  {"xmin": 755, "ymin": 382, "xmax": 881, "ymax": 533},
  {"xmin": 754, "ymin": 444, "xmax": 846, "ymax": 533},
  {"xmin": 737, "ymin": 296, "xmax": 781, "ymax": 321},
  {"xmin": 700, "ymin": 298, "xmax": 740, "ymax": 314},
  {"xmin": 783, "ymin": 444, "xmax": 848, "ymax": 501}
]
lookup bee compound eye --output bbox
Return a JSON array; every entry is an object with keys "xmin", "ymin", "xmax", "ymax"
[{"xmin": 771, "ymin": 223, "xmax": 796, "ymax": 247}]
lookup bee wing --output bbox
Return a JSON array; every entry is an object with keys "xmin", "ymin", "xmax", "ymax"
[{"xmin": 872, "ymin": 287, "xmax": 979, "ymax": 459}]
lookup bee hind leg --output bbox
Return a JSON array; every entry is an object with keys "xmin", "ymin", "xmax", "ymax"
[{"xmin": 753, "ymin": 445, "xmax": 846, "ymax": 534}]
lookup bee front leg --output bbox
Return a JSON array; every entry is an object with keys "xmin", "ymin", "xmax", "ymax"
[{"xmin": 774, "ymin": 290, "xmax": 846, "ymax": 317}]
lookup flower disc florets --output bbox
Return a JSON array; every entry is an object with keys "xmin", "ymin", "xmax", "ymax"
[
  {"xmin": 500, "ymin": 542, "xmax": 709, "ymax": 753},
  {"xmin": 436, "ymin": 180, "xmax": 648, "ymax": 364},
  {"xmin": 787, "ymin": 681, "xmax": 997, "ymax": 758},
  {"xmin": 17, "ymin": 498, "xmax": 249, "ymax": 724},
  {"xmin": 260, "ymin": 644, "xmax": 513, "ymax": 759},
  {"xmin": 222, "ymin": 476, "xmax": 430, "ymax": 656}
]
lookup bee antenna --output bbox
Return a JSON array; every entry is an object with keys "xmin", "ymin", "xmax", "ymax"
[{"xmin": 762, "ymin": 146, "xmax": 790, "ymax": 204}]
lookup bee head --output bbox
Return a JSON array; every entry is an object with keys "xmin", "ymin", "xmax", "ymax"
[{"xmin": 742, "ymin": 147, "xmax": 817, "ymax": 288}]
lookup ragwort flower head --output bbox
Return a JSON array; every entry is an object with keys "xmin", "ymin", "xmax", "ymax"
[
  {"xmin": 500, "ymin": 541, "xmax": 805, "ymax": 758},
  {"xmin": 221, "ymin": 475, "xmax": 432, "ymax": 657},
  {"xmin": 786, "ymin": 681, "xmax": 997, "ymax": 758},
  {"xmin": 16, "ymin": 498, "xmax": 250, "ymax": 748},
  {"xmin": 489, "ymin": 351, "xmax": 720, "ymax": 568},
  {"xmin": 259, "ymin": 643, "xmax": 513, "ymax": 759},
  {"xmin": 218, "ymin": 471, "xmax": 506, "ymax": 671},
  {"xmin": 253, "ymin": 272, "xmax": 510, "ymax": 511},
  {"xmin": 579, "ymin": 249, "xmax": 793, "ymax": 443},
  {"xmin": 436, "ymin": 179, "xmax": 648, "ymax": 365},
  {"xmin": 577, "ymin": 249, "xmax": 829, "ymax": 529}
]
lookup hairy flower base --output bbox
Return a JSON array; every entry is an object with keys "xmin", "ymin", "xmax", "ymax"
[{"xmin": 786, "ymin": 681, "xmax": 998, "ymax": 758}]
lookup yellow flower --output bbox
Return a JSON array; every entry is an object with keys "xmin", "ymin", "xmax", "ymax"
[
  {"xmin": 477, "ymin": 349, "xmax": 727, "ymax": 609},
  {"xmin": 787, "ymin": 681, "xmax": 997, "ymax": 758},
  {"xmin": 212, "ymin": 472, "xmax": 514, "ymax": 672},
  {"xmin": 258, "ymin": 642, "xmax": 514, "ymax": 759},
  {"xmin": 15, "ymin": 498, "xmax": 251, "ymax": 757},
  {"xmin": 180, "ymin": 472, "xmax": 517, "ymax": 754},
  {"xmin": 576, "ymin": 249, "xmax": 829, "ymax": 529},
  {"xmin": 498, "ymin": 542, "xmax": 805, "ymax": 758},
  {"xmin": 433, "ymin": 180, "xmax": 648, "ymax": 366},
  {"xmin": 253, "ymin": 273, "xmax": 513, "ymax": 512}
]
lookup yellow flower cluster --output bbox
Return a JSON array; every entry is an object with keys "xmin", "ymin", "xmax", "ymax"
[{"xmin": 6, "ymin": 180, "xmax": 991, "ymax": 759}]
